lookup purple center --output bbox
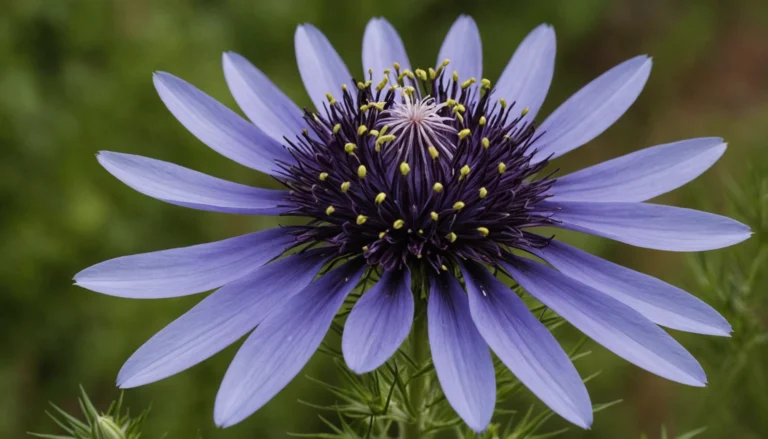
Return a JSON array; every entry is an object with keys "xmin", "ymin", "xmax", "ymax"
[{"xmin": 278, "ymin": 63, "xmax": 556, "ymax": 271}]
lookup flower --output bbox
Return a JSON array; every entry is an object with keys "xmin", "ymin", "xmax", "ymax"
[{"xmin": 75, "ymin": 15, "xmax": 751, "ymax": 432}]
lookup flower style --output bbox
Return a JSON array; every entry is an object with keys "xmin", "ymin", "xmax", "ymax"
[{"xmin": 75, "ymin": 15, "xmax": 751, "ymax": 432}]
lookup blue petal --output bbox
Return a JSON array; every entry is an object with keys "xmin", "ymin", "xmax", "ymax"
[
  {"xmin": 460, "ymin": 261, "xmax": 593, "ymax": 429},
  {"xmin": 544, "ymin": 200, "xmax": 752, "ymax": 251},
  {"xmin": 74, "ymin": 228, "xmax": 296, "ymax": 298},
  {"xmin": 534, "ymin": 56, "xmax": 652, "ymax": 162},
  {"xmin": 362, "ymin": 18, "xmax": 411, "ymax": 77},
  {"xmin": 214, "ymin": 259, "xmax": 365, "ymax": 427},
  {"xmin": 342, "ymin": 268, "xmax": 413, "ymax": 373},
  {"xmin": 117, "ymin": 250, "xmax": 329, "ymax": 388},
  {"xmin": 97, "ymin": 152, "xmax": 289, "ymax": 215},
  {"xmin": 501, "ymin": 256, "xmax": 707, "ymax": 386},
  {"xmin": 295, "ymin": 24, "xmax": 352, "ymax": 112},
  {"xmin": 153, "ymin": 72, "xmax": 292, "ymax": 175},
  {"xmin": 550, "ymin": 138, "xmax": 727, "ymax": 202},
  {"xmin": 437, "ymin": 16, "xmax": 482, "ymax": 87},
  {"xmin": 428, "ymin": 270, "xmax": 495, "ymax": 432},
  {"xmin": 222, "ymin": 52, "xmax": 308, "ymax": 143},
  {"xmin": 493, "ymin": 24, "xmax": 556, "ymax": 125},
  {"xmin": 535, "ymin": 241, "xmax": 731, "ymax": 336}
]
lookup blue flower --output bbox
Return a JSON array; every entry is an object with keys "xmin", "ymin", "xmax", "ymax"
[{"xmin": 75, "ymin": 16, "xmax": 751, "ymax": 432}]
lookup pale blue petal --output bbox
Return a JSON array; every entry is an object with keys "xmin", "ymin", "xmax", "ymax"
[
  {"xmin": 222, "ymin": 52, "xmax": 307, "ymax": 143},
  {"xmin": 461, "ymin": 261, "xmax": 593, "ymax": 429},
  {"xmin": 534, "ymin": 56, "xmax": 652, "ymax": 162},
  {"xmin": 342, "ymin": 268, "xmax": 413, "ymax": 373},
  {"xmin": 362, "ymin": 18, "xmax": 411, "ymax": 77},
  {"xmin": 550, "ymin": 138, "xmax": 727, "ymax": 202},
  {"xmin": 97, "ymin": 152, "xmax": 289, "ymax": 215},
  {"xmin": 74, "ymin": 228, "xmax": 296, "ymax": 298},
  {"xmin": 535, "ymin": 241, "xmax": 731, "ymax": 336},
  {"xmin": 493, "ymin": 24, "xmax": 556, "ymax": 124},
  {"xmin": 117, "ymin": 250, "xmax": 329, "ymax": 388},
  {"xmin": 428, "ymin": 270, "xmax": 495, "ymax": 432},
  {"xmin": 544, "ymin": 200, "xmax": 752, "ymax": 251},
  {"xmin": 295, "ymin": 24, "xmax": 352, "ymax": 112},
  {"xmin": 214, "ymin": 259, "xmax": 365, "ymax": 427},
  {"xmin": 153, "ymin": 72, "xmax": 292, "ymax": 175},
  {"xmin": 502, "ymin": 256, "xmax": 707, "ymax": 386},
  {"xmin": 437, "ymin": 16, "xmax": 482, "ymax": 87}
]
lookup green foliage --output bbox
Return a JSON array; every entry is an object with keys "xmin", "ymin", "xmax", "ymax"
[{"xmin": 30, "ymin": 387, "xmax": 152, "ymax": 439}]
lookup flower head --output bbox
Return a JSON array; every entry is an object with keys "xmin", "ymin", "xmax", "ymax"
[{"xmin": 75, "ymin": 15, "xmax": 751, "ymax": 432}]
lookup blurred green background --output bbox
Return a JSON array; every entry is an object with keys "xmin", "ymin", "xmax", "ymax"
[{"xmin": 1, "ymin": 0, "xmax": 767, "ymax": 437}]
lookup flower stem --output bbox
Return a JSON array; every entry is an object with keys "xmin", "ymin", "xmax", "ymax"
[{"xmin": 404, "ymin": 300, "xmax": 428, "ymax": 439}]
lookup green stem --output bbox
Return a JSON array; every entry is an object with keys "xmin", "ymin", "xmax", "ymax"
[{"xmin": 404, "ymin": 300, "xmax": 428, "ymax": 439}]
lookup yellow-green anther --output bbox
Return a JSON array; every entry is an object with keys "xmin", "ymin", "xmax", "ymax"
[
  {"xmin": 325, "ymin": 93, "xmax": 336, "ymax": 105},
  {"xmin": 460, "ymin": 165, "xmax": 471, "ymax": 179},
  {"xmin": 383, "ymin": 68, "xmax": 391, "ymax": 76},
  {"xmin": 452, "ymin": 71, "xmax": 460, "ymax": 83},
  {"xmin": 403, "ymin": 70, "xmax": 415, "ymax": 80},
  {"xmin": 368, "ymin": 68, "xmax": 374, "ymax": 75},
  {"xmin": 482, "ymin": 137, "xmax": 490, "ymax": 149},
  {"xmin": 459, "ymin": 129, "xmax": 471, "ymax": 140},
  {"xmin": 362, "ymin": 245, "xmax": 369, "ymax": 251},
  {"xmin": 447, "ymin": 232, "xmax": 457, "ymax": 243},
  {"xmin": 403, "ymin": 85, "xmax": 416, "ymax": 96},
  {"xmin": 379, "ymin": 231, "xmax": 386, "ymax": 239},
  {"xmin": 441, "ymin": 264, "xmax": 448, "ymax": 271},
  {"xmin": 415, "ymin": 69, "xmax": 427, "ymax": 81},
  {"xmin": 344, "ymin": 143, "xmax": 357, "ymax": 154},
  {"xmin": 428, "ymin": 146, "xmax": 439, "ymax": 159},
  {"xmin": 341, "ymin": 84, "xmax": 347, "ymax": 91},
  {"xmin": 379, "ymin": 125, "xmax": 389, "ymax": 136},
  {"xmin": 393, "ymin": 219, "xmax": 405, "ymax": 229},
  {"xmin": 479, "ymin": 116, "xmax": 487, "ymax": 126},
  {"xmin": 399, "ymin": 162, "xmax": 411, "ymax": 176},
  {"xmin": 371, "ymin": 102, "xmax": 385, "ymax": 111},
  {"xmin": 302, "ymin": 129, "xmax": 309, "ymax": 135},
  {"xmin": 442, "ymin": 59, "xmax": 451, "ymax": 67},
  {"xmin": 445, "ymin": 98, "xmax": 457, "ymax": 107},
  {"xmin": 498, "ymin": 162, "xmax": 507, "ymax": 174},
  {"xmin": 357, "ymin": 81, "xmax": 366, "ymax": 89},
  {"xmin": 319, "ymin": 172, "xmax": 328, "ymax": 181},
  {"xmin": 369, "ymin": 129, "xmax": 379, "ymax": 137},
  {"xmin": 418, "ymin": 229, "xmax": 424, "ymax": 234},
  {"xmin": 357, "ymin": 165, "xmax": 367, "ymax": 178},
  {"xmin": 376, "ymin": 76, "xmax": 389, "ymax": 91},
  {"xmin": 325, "ymin": 206, "xmax": 335, "ymax": 215},
  {"xmin": 433, "ymin": 182, "xmax": 444, "ymax": 193},
  {"xmin": 479, "ymin": 187, "xmax": 488, "ymax": 198},
  {"xmin": 461, "ymin": 77, "xmax": 476, "ymax": 89},
  {"xmin": 359, "ymin": 104, "xmax": 369, "ymax": 112},
  {"xmin": 522, "ymin": 106, "xmax": 530, "ymax": 116},
  {"xmin": 455, "ymin": 113, "xmax": 464, "ymax": 124},
  {"xmin": 430, "ymin": 211, "xmax": 439, "ymax": 221},
  {"xmin": 333, "ymin": 124, "xmax": 341, "ymax": 134},
  {"xmin": 313, "ymin": 114, "xmax": 320, "ymax": 121},
  {"xmin": 393, "ymin": 62, "xmax": 401, "ymax": 71},
  {"xmin": 477, "ymin": 227, "xmax": 489, "ymax": 237},
  {"xmin": 356, "ymin": 215, "xmax": 367, "ymax": 225},
  {"xmin": 453, "ymin": 201, "xmax": 465, "ymax": 211},
  {"xmin": 428, "ymin": 67, "xmax": 437, "ymax": 80},
  {"xmin": 357, "ymin": 125, "xmax": 368, "ymax": 136},
  {"xmin": 481, "ymin": 78, "xmax": 491, "ymax": 89},
  {"xmin": 375, "ymin": 192, "xmax": 387, "ymax": 204},
  {"xmin": 365, "ymin": 80, "xmax": 372, "ymax": 87},
  {"xmin": 340, "ymin": 181, "xmax": 351, "ymax": 192},
  {"xmin": 389, "ymin": 84, "xmax": 399, "ymax": 92},
  {"xmin": 499, "ymin": 98, "xmax": 507, "ymax": 109}
]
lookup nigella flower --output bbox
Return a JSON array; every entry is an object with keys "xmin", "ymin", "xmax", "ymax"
[{"xmin": 75, "ymin": 16, "xmax": 751, "ymax": 431}]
